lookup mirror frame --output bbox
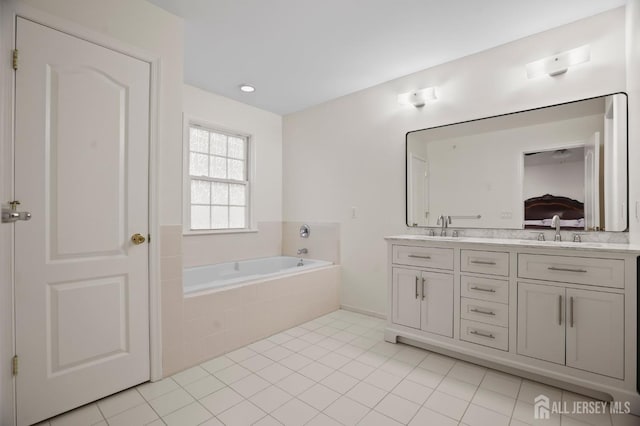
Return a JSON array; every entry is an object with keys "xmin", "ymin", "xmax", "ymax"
[{"xmin": 405, "ymin": 92, "xmax": 629, "ymax": 232}]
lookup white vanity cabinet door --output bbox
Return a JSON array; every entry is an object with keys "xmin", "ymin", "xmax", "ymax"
[
  {"xmin": 421, "ymin": 271, "xmax": 454, "ymax": 337},
  {"xmin": 391, "ymin": 268, "xmax": 421, "ymax": 329},
  {"xmin": 517, "ymin": 282, "xmax": 565, "ymax": 365},
  {"xmin": 565, "ymin": 288, "xmax": 624, "ymax": 379}
]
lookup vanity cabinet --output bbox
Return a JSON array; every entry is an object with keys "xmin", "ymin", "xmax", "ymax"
[
  {"xmin": 459, "ymin": 250, "xmax": 510, "ymax": 351},
  {"xmin": 517, "ymin": 282, "xmax": 624, "ymax": 379},
  {"xmin": 385, "ymin": 236, "xmax": 640, "ymax": 414},
  {"xmin": 391, "ymin": 245, "xmax": 454, "ymax": 337},
  {"xmin": 391, "ymin": 268, "xmax": 454, "ymax": 337}
]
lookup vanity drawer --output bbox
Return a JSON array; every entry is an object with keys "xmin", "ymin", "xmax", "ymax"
[
  {"xmin": 460, "ymin": 319, "xmax": 508, "ymax": 351},
  {"xmin": 392, "ymin": 245, "xmax": 454, "ymax": 270},
  {"xmin": 518, "ymin": 254, "xmax": 624, "ymax": 289},
  {"xmin": 460, "ymin": 275, "xmax": 509, "ymax": 304},
  {"xmin": 461, "ymin": 298, "xmax": 508, "ymax": 327},
  {"xmin": 461, "ymin": 250, "xmax": 509, "ymax": 277}
]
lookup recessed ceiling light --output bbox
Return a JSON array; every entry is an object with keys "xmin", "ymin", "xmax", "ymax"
[{"xmin": 239, "ymin": 84, "xmax": 255, "ymax": 93}]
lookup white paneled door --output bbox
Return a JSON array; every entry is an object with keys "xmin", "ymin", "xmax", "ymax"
[{"xmin": 14, "ymin": 18, "xmax": 150, "ymax": 426}]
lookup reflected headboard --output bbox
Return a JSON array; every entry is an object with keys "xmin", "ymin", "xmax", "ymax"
[{"xmin": 524, "ymin": 194, "xmax": 585, "ymax": 229}]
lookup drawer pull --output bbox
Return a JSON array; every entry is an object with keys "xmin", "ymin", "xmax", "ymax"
[
  {"xmin": 548, "ymin": 266, "xmax": 587, "ymax": 273},
  {"xmin": 470, "ymin": 330, "xmax": 495, "ymax": 339},
  {"xmin": 470, "ymin": 286, "xmax": 496, "ymax": 293},
  {"xmin": 408, "ymin": 254, "xmax": 431, "ymax": 260},
  {"xmin": 421, "ymin": 277, "xmax": 426, "ymax": 301},
  {"xmin": 470, "ymin": 260, "xmax": 497, "ymax": 265},
  {"xmin": 470, "ymin": 308, "xmax": 495, "ymax": 316}
]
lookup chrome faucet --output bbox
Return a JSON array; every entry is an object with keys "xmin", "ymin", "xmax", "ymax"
[
  {"xmin": 297, "ymin": 248, "xmax": 308, "ymax": 255},
  {"xmin": 551, "ymin": 215, "xmax": 561, "ymax": 241},
  {"xmin": 436, "ymin": 215, "xmax": 451, "ymax": 236}
]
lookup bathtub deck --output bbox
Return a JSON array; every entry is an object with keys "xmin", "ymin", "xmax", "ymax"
[{"xmin": 40, "ymin": 309, "xmax": 638, "ymax": 426}]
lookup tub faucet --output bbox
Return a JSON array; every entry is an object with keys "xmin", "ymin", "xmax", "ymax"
[
  {"xmin": 297, "ymin": 248, "xmax": 308, "ymax": 255},
  {"xmin": 551, "ymin": 215, "xmax": 561, "ymax": 241},
  {"xmin": 436, "ymin": 215, "xmax": 451, "ymax": 236}
]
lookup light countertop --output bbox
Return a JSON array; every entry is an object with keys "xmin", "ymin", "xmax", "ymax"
[{"xmin": 385, "ymin": 235, "xmax": 640, "ymax": 254}]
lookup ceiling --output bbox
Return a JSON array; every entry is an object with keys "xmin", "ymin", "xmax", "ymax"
[
  {"xmin": 525, "ymin": 147, "xmax": 585, "ymax": 166},
  {"xmin": 147, "ymin": 0, "xmax": 627, "ymax": 115}
]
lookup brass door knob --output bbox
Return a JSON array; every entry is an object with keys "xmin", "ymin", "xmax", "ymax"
[{"xmin": 131, "ymin": 233, "xmax": 146, "ymax": 245}]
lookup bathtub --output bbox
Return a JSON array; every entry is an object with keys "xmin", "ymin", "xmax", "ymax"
[
  {"xmin": 183, "ymin": 256, "xmax": 333, "ymax": 294},
  {"xmin": 179, "ymin": 256, "xmax": 340, "ymax": 369}
]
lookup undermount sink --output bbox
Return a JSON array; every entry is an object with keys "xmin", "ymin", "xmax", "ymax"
[{"xmin": 516, "ymin": 239, "xmax": 603, "ymax": 248}]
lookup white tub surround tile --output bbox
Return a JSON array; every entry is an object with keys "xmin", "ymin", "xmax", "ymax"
[
  {"xmin": 183, "ymin": 221, "xmax": 282, "ymax": 268},
  {"xmin": 282, "ymin": 221, "xmax": 340, "ymax": 264},
  {"xmin": 160, "ymin": 225, "xmax": 185, "ymax": 377},
  {"xmin": 176, "ymin": 264, "xmax": 340, "ymax": 372}
]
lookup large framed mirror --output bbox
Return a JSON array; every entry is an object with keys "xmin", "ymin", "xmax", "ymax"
[{"xmin": 406, "ymin": 93, "xmax": 628, "ymax": 232}]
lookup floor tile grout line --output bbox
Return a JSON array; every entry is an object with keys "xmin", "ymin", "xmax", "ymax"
[{"xmin": 46, "ymin": 310, "xmax": 638, "ymax": 426}]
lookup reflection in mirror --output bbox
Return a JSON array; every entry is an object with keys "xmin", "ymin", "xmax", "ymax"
[{"xmin": 406, "ymin": 93, "xmax": 627, "ymax": 231}]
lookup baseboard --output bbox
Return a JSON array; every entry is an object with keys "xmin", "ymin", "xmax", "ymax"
[{"xmin": 340, "ymin": 304, "xmax": 387, "ymax": 320}]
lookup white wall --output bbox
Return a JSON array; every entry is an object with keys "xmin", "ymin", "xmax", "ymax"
[
  {"xmin": 627, "ymin": 0, "xmax": 640, "ymax": 243},
  {"xmin": 283, "ymin": 8, "xmax": 627, "ymax": 316},
  {"xmin": 523, "ymin": 160, "xmax": 585, "ymax": 202},
  {"xmin": 182, "ymin": 84, "xmax": 283, "ymax": 267}
]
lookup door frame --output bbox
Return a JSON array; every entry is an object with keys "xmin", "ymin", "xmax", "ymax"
[{"xmin": 0, "ymin": 3, "xmax": 163, "ymax": 424}]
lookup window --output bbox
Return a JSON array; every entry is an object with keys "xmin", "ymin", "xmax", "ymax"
[{"xmin": 187, "ymin": 124, "xmax": 250, "ymax": 231}]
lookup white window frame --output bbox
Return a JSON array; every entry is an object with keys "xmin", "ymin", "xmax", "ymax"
[{"xmin": 182, "ymin": 115, "xmax": 256, "ymax": 235}]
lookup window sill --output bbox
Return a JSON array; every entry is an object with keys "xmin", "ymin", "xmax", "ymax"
[{"xmin": 183, "ymin": 228, "xmax": 259, "ymax": 236}]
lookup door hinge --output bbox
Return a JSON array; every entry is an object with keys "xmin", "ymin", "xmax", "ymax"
[
  {"xmin": 12, "ymin": 49, "xmax": 18, "ymax": 70},
  {"xmin": 12, "ymin": 355, "xmax": 18, "ymax": 376}
]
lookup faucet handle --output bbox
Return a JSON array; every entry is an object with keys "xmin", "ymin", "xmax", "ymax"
[
  {"xmin": 446, "ymin": 215, "xmax": 452, "ymax": 225},
  {"xmin": 572, "ymin": 233, "xmax": 582, "ymax": 243},
  {"xmin": 436, "ymin": 215, "xmax": 442, "ymax": 225}
]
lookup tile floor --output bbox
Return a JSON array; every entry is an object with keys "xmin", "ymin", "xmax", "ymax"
[{"xmin": 39, "ymin": 309, "xmax": 639, "ymax": 426}]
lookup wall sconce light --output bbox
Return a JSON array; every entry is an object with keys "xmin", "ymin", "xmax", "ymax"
[
  {"xmin": 525, "ymin": 45, "xmax": 591, "ymax": 79},
  {"xmin": 398, "ymin": 87, "xmax": 437, "ymax": 108}
]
